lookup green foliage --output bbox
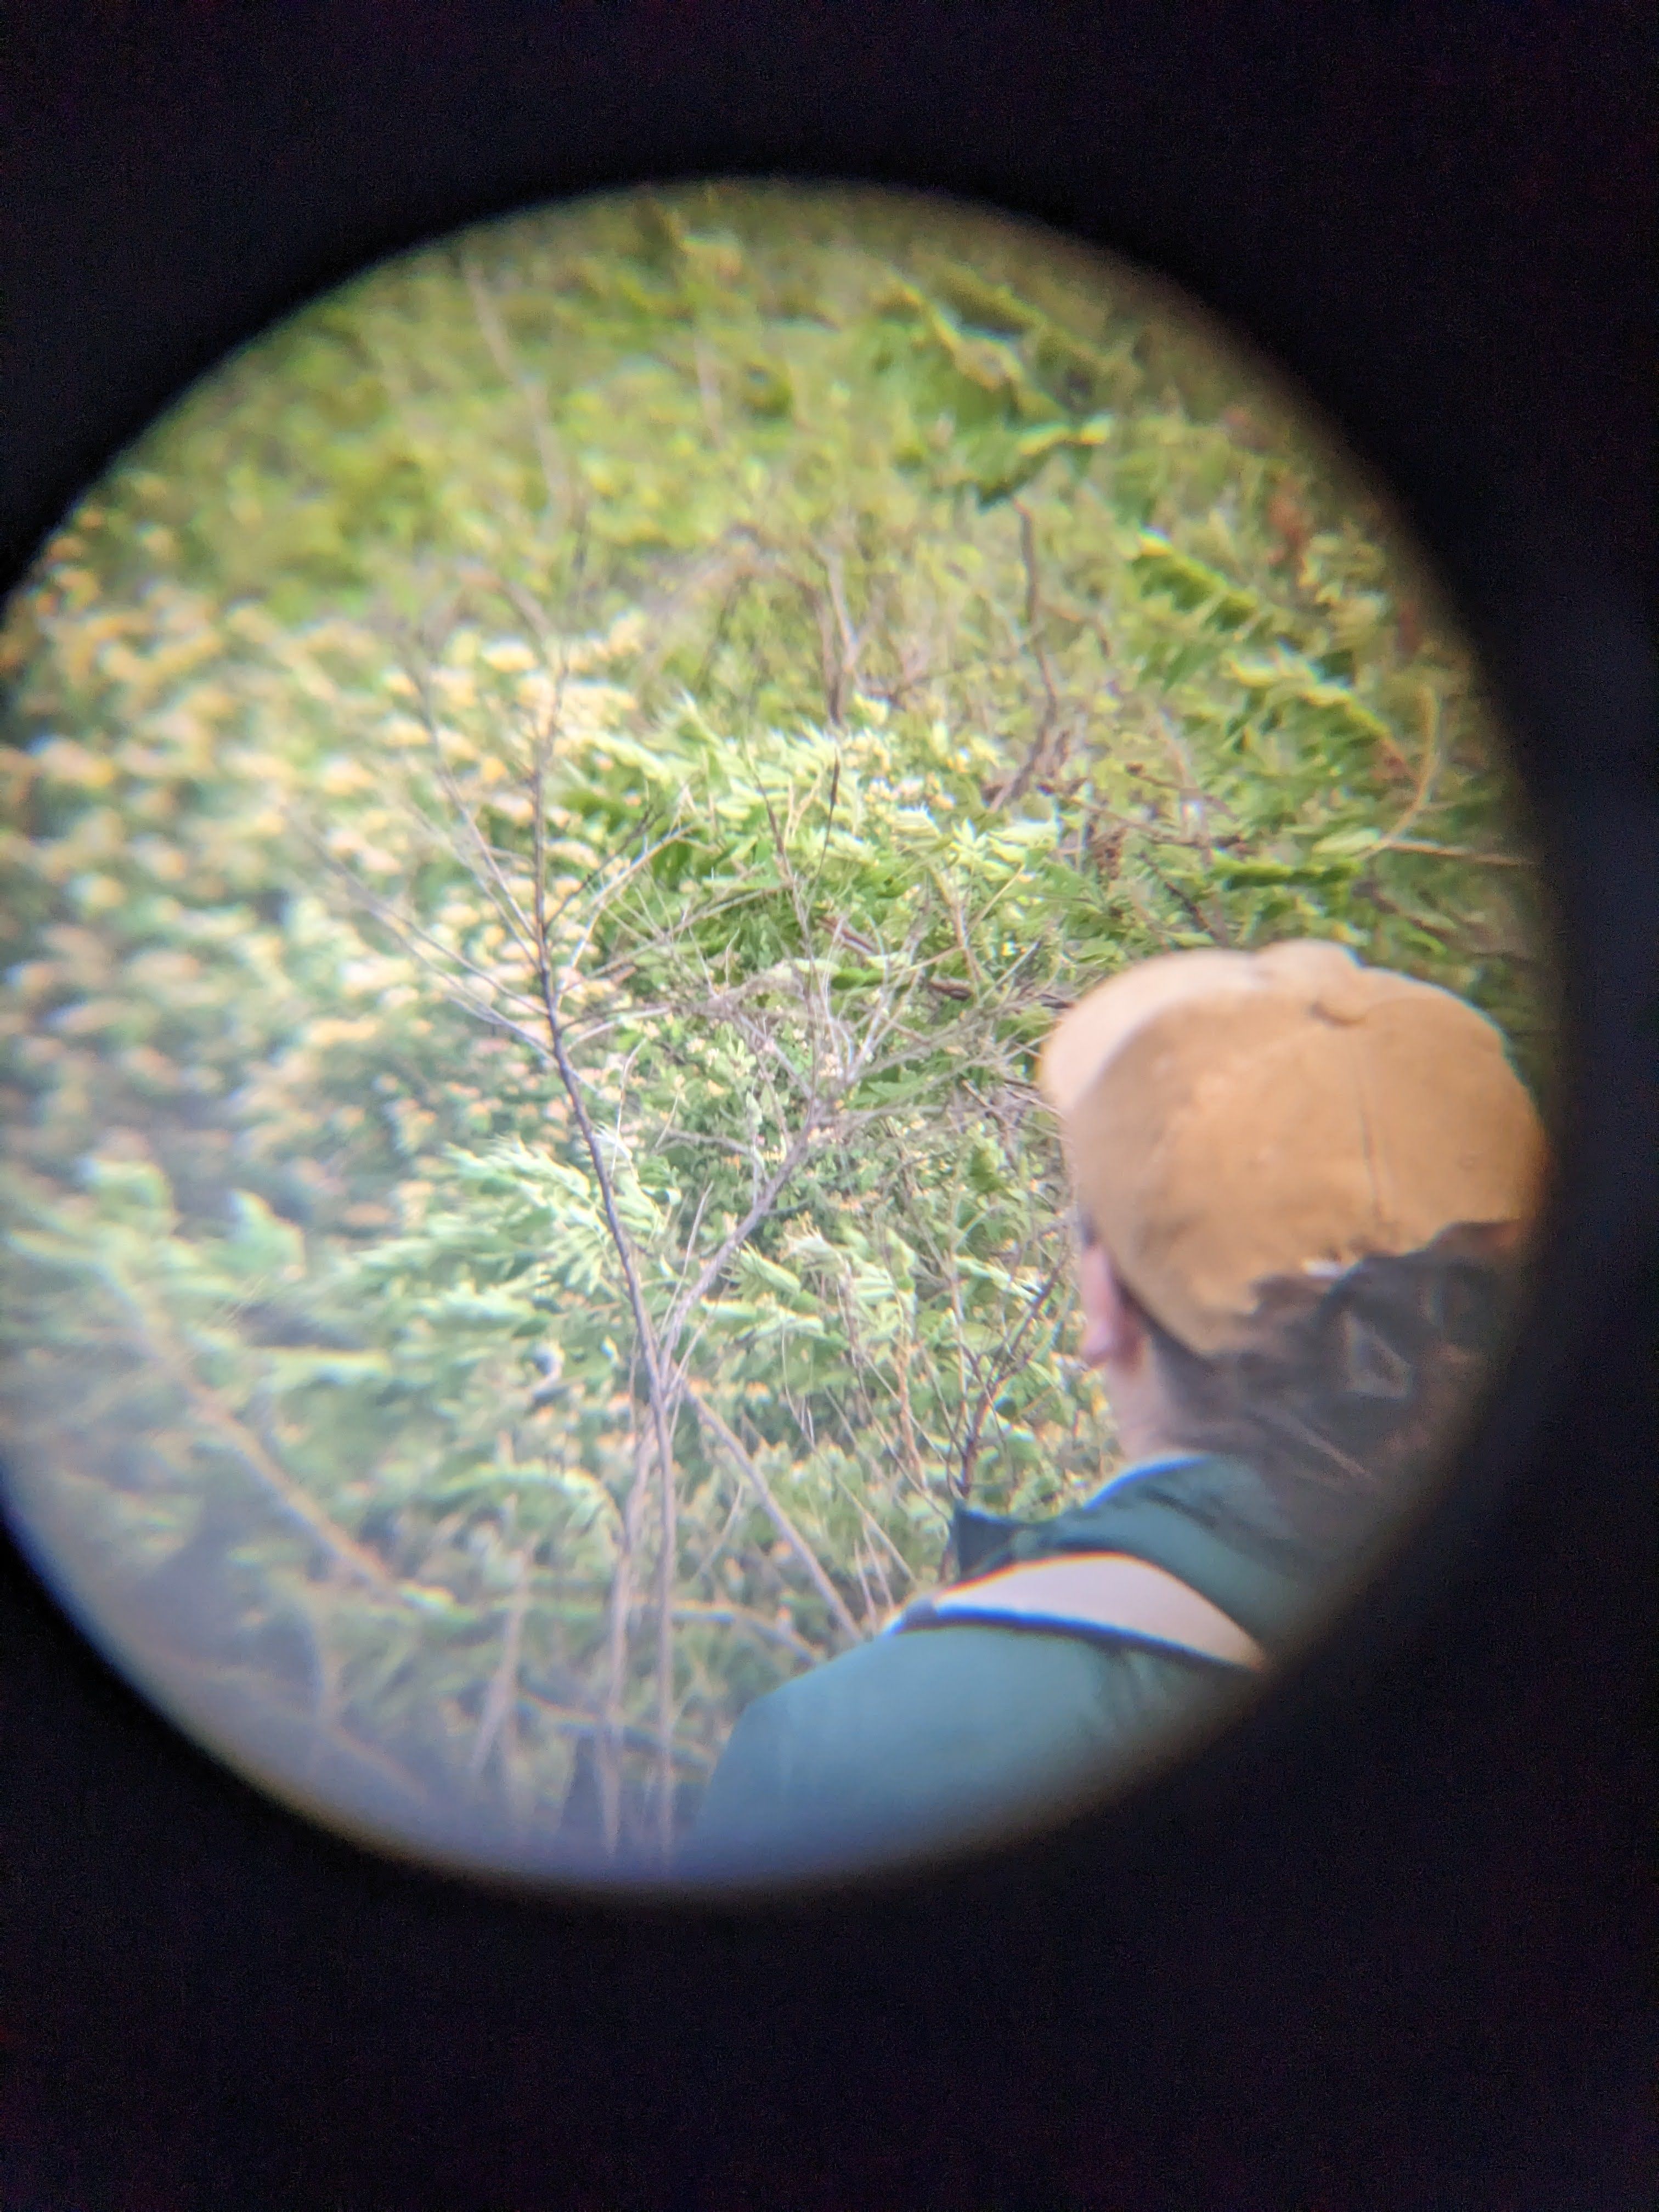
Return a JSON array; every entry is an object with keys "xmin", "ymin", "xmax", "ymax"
[{"xmin": 0, "ymin": 184, "xmax": 1552, "ymax": 1870}]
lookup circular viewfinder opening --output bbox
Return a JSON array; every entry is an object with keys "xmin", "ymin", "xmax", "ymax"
[{"xmin": 0, "ymin": 183, "xmax": 1560, "ymax": 1892}]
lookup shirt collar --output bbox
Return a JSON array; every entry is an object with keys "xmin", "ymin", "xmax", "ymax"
[{"xmin": 1081, "ymin": 1451, "xmax": 1208, "ymax": 1508}]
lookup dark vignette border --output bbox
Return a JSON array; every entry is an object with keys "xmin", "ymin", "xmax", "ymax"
[{"xmin": 2, "ymin": 5, "xmax": 1652, "ymax": 2208}]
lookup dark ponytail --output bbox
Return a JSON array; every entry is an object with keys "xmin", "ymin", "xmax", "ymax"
[{"xmin": 1140, "ymin": 1222, "xmax": 1526, "ymax": 1547}]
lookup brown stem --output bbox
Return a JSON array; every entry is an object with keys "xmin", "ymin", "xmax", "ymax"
[
  {"xmin": 983, "ymin": 501, "xmax": 1066, "ymax": 811},
  {"xmin": 1374, "ymin": 686, "xmax": 1443, "ymax": 853},
  {"xmin": 957, "ymin": 1252, "xmax": 1070, "ymax": 1499},
  {"xmin": 1013, "ymin": 499, "xmax": 1063, "ymax": 743},
  {"xmin": 659, "ymin": 1116, "xmax": 823, "ymax": 1365},
  {"xmin": 468, "ymin": 1548, "xmax": 532, "ymax": 1786},
  {"xmin": 687, "ymin": 1391, "xmax": 862, "ymax": 1646},
  {"xmin": 600, "ymin": 1419, "xmax": 650, "ymax": 1855},
  {"xmin": 108, "ymin": 1277, "xmax": 398, "ymax": 1594},
  {"xmin": 672, "ymin": 1599, "xmax": 822, "ymax": 1669},
  {"xmin": 1378, "ymin": 838, "xmax": 1532, "ymax": 867},
  {"xmin": 464, "ymin": 258, "xmax": 571, "ymax": 537},
  {"xmin": 529, "ymin": 731, "xmax": 681, "ymax": 1864}
]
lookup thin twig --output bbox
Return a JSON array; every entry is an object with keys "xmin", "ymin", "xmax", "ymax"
[
  {"xmin": 672, "ymin": 1599, "xmax": 822, "ymax": 1668},
  {"xmin": 1139, "ymin": 852, "xmax": 1232, "ymax": 947},
  {"xmin": 1375, "ymin": 838, "xmax": 1533, "ymax": 867},
  {"xmin": 957, "ymin": 1251, "xmax": 1070, "ymax": 1499},
  {"xmin": 464, "ymin": 258, "xmax": 570, "ymax": 534},
  {"xmin": 600, "ymin": 1407, "xmax": 649, "ymax": 1856},
  {"xmin": 528, "ymin": 726, "xmax": 681, "ymax": 1862},
  {"xmin": 1013, "ymin": 499, "xmax": 1063, "ymax": 743},
  {"xmin": 409, "ymin": 663, "xmax": 538, "ymax": 952},
  {"xmin": 686, "ymin": 1391, "xmax": 862, "ymax": 1646},
  {"xmin": 1374, "ymin": 686, "xmax": 1442, "ymax": 853},
  {"xmin": 468, "ymin": 1548, "xmax": 532, "ymax": 1785},
  {"xmin": 659, "ymin": 1118, "xmax": 825, "ymax": 1364},
  {"xmin": 106, "ymin": 1277, "xmax": 399, "ymax": 1594}
]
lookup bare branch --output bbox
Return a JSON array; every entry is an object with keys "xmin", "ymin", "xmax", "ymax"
[
  {"xmin": 463, "ymin": 258, "xmax": 571, "ymax": 534},
  {"xmin": 105, "ymin": 1273, "xmax": 400, "ymax": 1595},
  {"xmin": 468, "ymin": 1548, "xmax": 532, "ymax": 1785},
  {"xmin": 659, "ymin": 1116, "xmax": 824, "ymax": 1363},
  {"xmin": 983, "ymin": 501, "xmax": 1067, "ymax": 809},
  {"xmin": 527, "ymin": 724, "xmax": 682, "ymax": 1861},
  {"xmin": 552, "ymin": 825, "xmax": 686, "ymax": 1014},
  {"xmin": 957, "ymin": 1251, "xmax": 1070, "ymax": 1499},
  {"xmin": 600, "ymin": 1409, "xmax": 649, "ymax": 1857},
  {"xmin": 407, "ymin": 661, "xmax": 539, "ymax": 953},
  {"xmin": 1014, "ymin": 499, "xmax": 1063, "ymax": 743},
  {"xmin": 1373, "ymin": 839, "xmax": 1532, "ymax": 866},
  {"xmin": 673, "ymin": 1599, "xmax": 821, "ymax": 1668},
  {"xmin": 687, "ymin": 1391, "xmax": 862, "ymax": 1647},
  {"xmin": 1374, "ymin": 685, "xmax": 1443, "ymax": 853}
]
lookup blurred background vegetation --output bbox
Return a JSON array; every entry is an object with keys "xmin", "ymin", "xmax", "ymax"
[{"xmin": 0, "ymin": 184, "xmax": 1552, "ymax": 1874}]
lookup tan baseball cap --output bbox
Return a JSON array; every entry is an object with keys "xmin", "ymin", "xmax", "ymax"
[{"xmin": 1037, "ymin": 939, "xmax": 1547, "ymax": 1355}]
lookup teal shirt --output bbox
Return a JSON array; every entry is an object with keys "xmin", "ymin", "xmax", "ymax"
[{"xmin": 685, "ymin": 1454, "xmax": 1344, "ymax": 1880}]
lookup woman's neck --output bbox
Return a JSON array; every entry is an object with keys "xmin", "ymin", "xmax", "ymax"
[{"xmin": 1101, "ymin": 1367, "xmax": 1188, "ymax": 1465}]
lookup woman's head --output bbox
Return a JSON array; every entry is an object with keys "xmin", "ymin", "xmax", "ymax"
[
  {"xmin": 1078, "ymin": 1218, "xmax": 1524, "ymax": 1537},
  {"xmin": 1041, "ymin": 942, "xmax": 1545, "ymax": 1526}
]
